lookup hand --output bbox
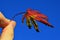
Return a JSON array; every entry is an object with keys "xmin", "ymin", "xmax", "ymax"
[{"xmin": 0, "ymin": 12, "xmax": 16, "ymax": 40}]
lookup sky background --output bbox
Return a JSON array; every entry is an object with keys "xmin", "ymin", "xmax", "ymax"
[{"xmin": 0, "ymin": 0, "xmax": 60, "ymax": 40}]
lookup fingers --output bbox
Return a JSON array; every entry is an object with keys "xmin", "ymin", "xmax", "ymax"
[
  {"xmin": 0, "ymin": 12, "xmax": 10, "ymax": 22},
  {"xmin": 0, "ymin": 12, "xmax": 10, "ymax": 28},
  {"xmin": 1, "ymin": 21, "xmax": 16, "ymax": 40},
  {"xmin": 0, "ymin": 12, "xmax": 6, "ymax": 20}
]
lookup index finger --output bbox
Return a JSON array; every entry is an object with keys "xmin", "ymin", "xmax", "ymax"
[{"xmin": 0, "ymin": 12, "xmax": 10, "ymax": 28}]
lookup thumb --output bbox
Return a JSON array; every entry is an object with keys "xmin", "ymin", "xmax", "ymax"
[
  {"xmin": 2, "ymin": 21, "xmax": 16, "ymax": 32},
  {"xmin": 1, "ymin": 21, "xmax": 16, "ymax": 40}
]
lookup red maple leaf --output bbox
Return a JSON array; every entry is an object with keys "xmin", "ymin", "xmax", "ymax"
[{"xmin": 12, "ymin": 8, "xmax": 54, "ymax": 32}]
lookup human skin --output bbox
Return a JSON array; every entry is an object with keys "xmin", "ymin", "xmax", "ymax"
[{"xmin": 0, "ymin": 12, "xmax": 16, "ymax": 40}]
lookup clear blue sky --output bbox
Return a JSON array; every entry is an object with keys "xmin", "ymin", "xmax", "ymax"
[{"xmin": 0, "ymin": 0, "xmax": 60, "ymax": 40}]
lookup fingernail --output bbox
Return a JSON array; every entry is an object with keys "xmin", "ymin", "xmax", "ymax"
[{"xmin": 10, "ymin": 21, "xmax": 16, "ymax": 27}]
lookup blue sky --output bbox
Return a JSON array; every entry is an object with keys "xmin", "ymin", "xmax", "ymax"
[{"xmin": 0, "ymin": 0, "xmax": 60, "ymax": 40}]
